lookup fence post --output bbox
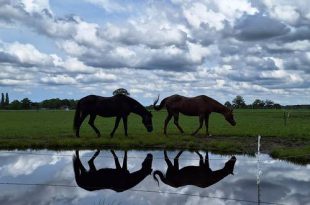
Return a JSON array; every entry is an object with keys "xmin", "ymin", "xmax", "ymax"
[
  {"xmin": 283, "ymin": 111, "xmax": 287, "ymax": 126},
  {"xmin": 257, "ymin": 135, "xmax": 262, "ymax": 204}
]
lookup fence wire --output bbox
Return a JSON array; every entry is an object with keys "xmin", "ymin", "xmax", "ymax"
[{"xmin": 0, "ymin": 181, "xmax": 285, "ymax": 205}]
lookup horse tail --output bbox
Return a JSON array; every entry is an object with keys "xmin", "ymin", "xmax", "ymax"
[
  {"xmin": 153, "ymin": 170, "xmax": 166, "ymax": 186},
  {"xmin": 73, "ymin": 100, "xmax": 81, "ymax": 131},
  {"xmin": 153, "ymin": 95, "xmax": 167, "ymax": 111}
]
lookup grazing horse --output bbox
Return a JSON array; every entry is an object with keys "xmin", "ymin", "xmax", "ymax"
[
  {"xmin": 73, "ymin": 94, "xmax": 153, "ymax": 137},
  {"xmin": 153, "ymin": 94, "xmax": 236, "ymax": 136},
  {"xmin": 73, "ymin": 150, "xmax": 153, "ymax": 192},
  {"xmin": 153, "ymin": 150, "xmax": 236, "ymax": 188}
]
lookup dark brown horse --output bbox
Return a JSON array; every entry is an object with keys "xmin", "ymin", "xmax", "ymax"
[
  {"xmin": 74, "ymin": 94, "xmax": 153, "ymax": 137},
  {"xmin": 153, "ymin": 94, "xmax": 236, "ymax": 136},
  {"xmin": 73, "ymin": 150, "xmax": 153, "ymax": 192},
  {"xmin": 153, "ymin": 150, "xmax": 236, "ymax": 188}
]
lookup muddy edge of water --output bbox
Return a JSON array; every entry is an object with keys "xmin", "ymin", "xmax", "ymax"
[{"xmin": 205, "ymin": 135, "xmax": 308, "ymax": 152}]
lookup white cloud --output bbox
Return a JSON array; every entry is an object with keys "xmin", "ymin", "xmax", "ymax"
[
  {"xmin": 40, "ymin": 75, "xmax": 77, "ymax": 85},
  {"xmin": 56, "ymin": 40, "xmax": 87, "ymax": 56},
  {"xmin": 5, "ymin": 42, "xmax": 53, "ymax": 66},
  {"xmin": 0, "ymin": 0, "xmax": 310, "ymax": 104},
  {"xmin": 20, "ymin": 0, "xmax": 51, "ymax": 14},
  {"xmin": 84, "ymin": 0, "xmax": 130, "ymax": 12}
]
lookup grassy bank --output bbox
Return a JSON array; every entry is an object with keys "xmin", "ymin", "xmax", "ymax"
[{"xmin": 0, "ymin": 109, "xmax": 309, "ymax": 163}]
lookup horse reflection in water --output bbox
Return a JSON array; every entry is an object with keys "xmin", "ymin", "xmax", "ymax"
[
  {"xmin": 73, "ymin": 150, "xmax": 153, "ymax": 192},
  {"xmin": 153, "ymin": 151, "xmax": 236, "ymax": 188}
]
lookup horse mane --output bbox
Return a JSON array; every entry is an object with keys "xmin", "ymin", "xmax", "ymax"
[
  {"xmin": 201, "ymin": 95, "xmax": 229, "ymax": 112},
  {"xmin": 115, "ymin": 94, "xmax": 149, "ymax": 114}
]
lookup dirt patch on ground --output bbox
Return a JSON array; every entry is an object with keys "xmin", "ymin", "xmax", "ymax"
[{"xmin": 204, "ymin": 135, "xmax": 310, "ymax": 154}]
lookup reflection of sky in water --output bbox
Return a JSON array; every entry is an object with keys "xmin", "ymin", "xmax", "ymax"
[{"xmin": 0, "ymin": 150, "xmax": 309, "ymax": 205}]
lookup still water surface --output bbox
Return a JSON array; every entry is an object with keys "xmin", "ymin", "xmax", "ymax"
[{"xmin": 0, "ymin": 150, "xmax": 309, "ymax": 205}]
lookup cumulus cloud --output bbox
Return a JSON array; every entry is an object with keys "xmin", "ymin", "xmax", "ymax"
[
  {"xmin": 0, "ymin": 0, "xmax": 310, "ymax": 104},
  {"xmin": 234, "ymin": 14, "xmax": 290, "ymax": 41}
]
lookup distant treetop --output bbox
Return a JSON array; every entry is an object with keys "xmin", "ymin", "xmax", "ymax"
[{"xmin": 113, "ymin": 88, "xmax": 130, "ymax": 96}]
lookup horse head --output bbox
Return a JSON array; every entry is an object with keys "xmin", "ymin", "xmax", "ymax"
[
  {"xmin": 142, "ymin": 111, "xmax": 153, "ymax": 132},
  {"xmin": 224, "ymin": 109, "xmax": 236, "ymax": 126},
  {"xmin": 224, "ymin": 156, "xmax": 237, "ymax": 175}
]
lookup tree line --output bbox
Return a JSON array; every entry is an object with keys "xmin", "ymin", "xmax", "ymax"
[
  {"xmin": 0, "ymin": 93, "xmax": 77, "ymax": 110},
  {"xmin": 225, "ymin": 95, "xmax": 282, "ymax": 109}
]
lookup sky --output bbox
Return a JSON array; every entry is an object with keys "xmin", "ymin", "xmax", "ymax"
[{"xmin": 0, "ymin": 0, "xmax": 310, "ymax": 105}]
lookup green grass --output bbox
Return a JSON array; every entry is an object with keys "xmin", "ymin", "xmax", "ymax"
[
  {"xmin": 0, "ymin": 109, "xmax": 309, "ymax": 138},
  {"xmin": 271, "ymin": 146, "xmax": 310, "ymax": 165},
  {"xmin": 0, "ymin": 109, "xmax": 309, "ymax": 163}
]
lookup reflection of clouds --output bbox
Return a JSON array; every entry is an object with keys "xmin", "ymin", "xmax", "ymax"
[
  {"xmin": 0, "ymin": 150, "xmax": 309, "ymax": 205},
  {"xmin": 0, "ymin": 154, "xmax": 61, "ymax": 177}
]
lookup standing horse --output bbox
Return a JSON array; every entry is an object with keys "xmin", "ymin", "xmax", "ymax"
[
  {"xmin": 153, "ymin": 94, "xmax": 236, "ymax": 136},
  {"xmin": 73, "ymin": 94, "xmax": 153, "ymax": 137},
  {"xmin": 73, "ymin": 150, "xmax": 153, "ymax": 192},
  {"xmin": 153, "ymin": 150, "xmax": 236, "ymax": 188}
]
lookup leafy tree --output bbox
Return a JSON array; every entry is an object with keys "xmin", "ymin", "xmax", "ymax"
[
  {"xmin": 274, "ymin": 103, "xmax": 281, "ymax": 109},
  {"xmin": 8, "ymin": 100, "xmax": 21, "ymax": 110},
  {"xmin": 113, "ymin": 88, "xmax": 130, "ymax": 96},
  {"xmin": 265, "ymin": 99, "xmax": 274, "ymax": 108},
  {"xmin": 252, "ymin": 99, "xmax": 265, "ymax": 109},
  {"xmin": 0, "ymin": 93, "xmax": 4, "ymax": 108},
  {"xmin": 5, "ymin": 93, "xmax": 9, "ymax": 106},
  {"xmin": 224, "ymin": 101, "xmax": 232, "ymax": 108},
  {"xmin": 21, "ymin": 98, "xmax": 32, "ymax": 110},
  {"xmin": 232, "ymin": 95, "xmax": 246, "ymax": 108}
]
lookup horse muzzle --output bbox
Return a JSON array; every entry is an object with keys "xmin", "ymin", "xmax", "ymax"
[
  {"xmin": 147, "ymin": 126, "xmax": 153, "ymax": 132},
  {"xmin": 230, "ymin": 121, "xmax": 236, "ymax": 126}
]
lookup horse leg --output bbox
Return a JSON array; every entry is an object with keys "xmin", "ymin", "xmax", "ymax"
[
  {"xmin": 111, "ymin": 150, "xmax": 121, "ymax": 169},
  {"xmin": 76, "ymin": 112, "xmax": 88, "ymax": 138},
  {"xmin": 173, "ymin": 113, "xmax": 184, "ymax": 134},
  {"xmin": 88, "ymin": 114, "xmax": 101, "ymax": 137},
  {"xmin": 164, "ymin": 150, "xmax": 173, "ymax": 168},
  {"xmin": 205, "ymin": 113, "xmax": 210, "ymax": 136},
  {"xmin": 122, "ymin": 151, "xmax": 128, "ymax": 170},
  {"xmin": 75, "ymin": 150, "xmax": 86, "ymax": 173},
  {"xmin": 122, "ymin": 115, "xmax": 128, "ymax": 136},
  {"xmin": 191, "ymin": 115, "xmax": 204, "ymax": 136},
  {"xmin": 110, "ymin": 116, "xmax": 121, "ymax": 137},
  {"xmin": 164, "ymin": 113, "xmax": 173, "ymax": 135},
  {"xmin": 88, "ymin": 149, "xmax": 100, "ymax": 172},
  {"xmin": 194, "ymin": 151, "xmax": 204, "ymax": 167},
  {"xmin": 174, "ymin": 151, "xmax": 183, "ymax": 170},
  {"xmin": 204, "ymin": 152, "xmax": 210, "ymax": 169}
]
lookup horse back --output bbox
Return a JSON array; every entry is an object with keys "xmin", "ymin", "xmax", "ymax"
[
  {"xmin": 165, "ymin": 95, "xmax": 212, "ymax": 115},
  {"xmin": 78, "ymin": 95, "xmax": 131, "ymax": 117},
  {"xmin": 78, "ymin": 168, "xmax": 131, "ymax": 191}
]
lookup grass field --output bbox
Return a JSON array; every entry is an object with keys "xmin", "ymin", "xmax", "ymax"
[{"xmin": 0, "ymin": 109, "xmax": 309, "ymax": 163}]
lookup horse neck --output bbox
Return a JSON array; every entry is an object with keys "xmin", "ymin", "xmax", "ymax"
[
  {"xmin": 123, "ymin": 168, "xmax": 150, "ymax": 188},
  {"xmin": 207, "ymin": 168, "xmax": 231, "ymax": 185},
  {"xmin": 131, "ymin": 101, "xmax": 147, "ymax": 117},
  {"xmin": 212, "ymin": 101, "xmax": 229, "ymax": 115},
  {"xmin": 206, "ymin": 158, "xmax": 235, "ymax": 186}
]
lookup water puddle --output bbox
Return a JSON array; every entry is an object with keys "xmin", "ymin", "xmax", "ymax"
[{"xmin": 0, "ymin": 150, "xmax": 309, "ymax": 205}]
